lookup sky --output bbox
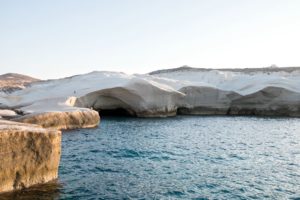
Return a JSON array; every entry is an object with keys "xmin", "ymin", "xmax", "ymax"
[{"xmin": 0, "ymin": 0, "xmax": 300, "ymax": 79}]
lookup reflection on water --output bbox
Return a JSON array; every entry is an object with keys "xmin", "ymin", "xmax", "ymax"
[{"xmin": 0, "ymin": 180, "xmax": 62, "ymax": 200}]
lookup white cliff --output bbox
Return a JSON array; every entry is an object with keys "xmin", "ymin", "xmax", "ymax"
[{"xmin": 0, "ymin": 66, "xmax": 299, "ymax": 118}]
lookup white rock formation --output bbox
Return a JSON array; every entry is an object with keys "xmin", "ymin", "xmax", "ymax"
[
  {"xmin": 75, "ymin": 78, "xmax": 184, "ymax": 117},
  {"xmin": 0, "ymin": 66, "xmax": 299, "ymax": 118},
  {"xmin": 0, "ymin": 109, "xmax": 18, "ymax": 119},
  {"xmin": 177, "ymin": 86, "xmax": 242, "ymax": 115}
]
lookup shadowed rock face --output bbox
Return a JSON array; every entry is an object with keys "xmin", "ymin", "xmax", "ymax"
[
  {"xmin": 13, "ymin": 110, "xmax": 100, "ymax": 130},
  {"xmin": 74, "ymin": 85, "xmax": 300, "ymax": 117},
  {"xmin": 229, "ymin": 87, "xmax": 300, "ymax": 116},
  {"xmin": 177, "ymin": 86, "xmax": 242, "ymax": 115},
  {"xmin": 177, "ymin": 86, "xmax": 300, "ymax": 117},
  {"xmin": 0, "ymin": 180, "xmax": 61, "ymax": 200},
  {"xmin": 0, "ymin": 120, "xmax": 61, "ymax": 193},
  {"xmin": 75, "ymin": 87, "xmax": 141, "ymax": 116}
]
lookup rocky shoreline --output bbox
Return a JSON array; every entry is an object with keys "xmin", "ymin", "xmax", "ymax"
[
  {"xmin": 0, "ymin": 120, "xmax": 61, "ymax": 193},
  {"xmin": 0, "ymin": 66, "xmax": 299, "ymax": 193},
  {"xmin": 0, "ymin": 109, "xmax": 100, "ymax": 194}
]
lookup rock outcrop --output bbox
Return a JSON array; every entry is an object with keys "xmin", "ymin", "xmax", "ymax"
[
  {"xmin": 229, "ymin": 87, "xmax": 300, "ymax": 116},
  {"xmin": 0, "ymin": 67, "xmax": 300, "ymax": 118},
  {"xmin": 0, "ymin": 109, "xmax": 18, "ymax": 119},
  {"xmin": 75, "ymin": 79, "xmax": 184, "ymax": 117},
  {"xmin": 0, "ymin": 120, "xmax": 61, "ymax": 193},
  {"xmin": 0, "ymin": 98, "xmax": 101, "ymax": 130},
  {"xmin": 177, "ymin": 86, "xmax": 242, "ymax": 115},
  {"xmin": 13, "ymin": 110, "xmax": 100, "ymax": 130}
]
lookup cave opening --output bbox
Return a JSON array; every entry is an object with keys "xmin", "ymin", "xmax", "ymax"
[{"xmin": 97, "ymin": 108, "xmax": 136, "ymax": 117}]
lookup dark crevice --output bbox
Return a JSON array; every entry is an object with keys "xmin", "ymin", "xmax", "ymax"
[{"xmin": 97, "ymin": 108, "xmax": 136, "ymax": 117}]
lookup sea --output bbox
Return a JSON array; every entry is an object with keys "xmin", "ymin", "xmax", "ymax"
[{"xmin": 1, "ymin": 116, "xmax": 300, "ymax": 200}]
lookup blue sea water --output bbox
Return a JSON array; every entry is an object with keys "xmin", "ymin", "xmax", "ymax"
[{"xmin": 1, "ymin": 116, "xmax": 300, "ymax": 199}]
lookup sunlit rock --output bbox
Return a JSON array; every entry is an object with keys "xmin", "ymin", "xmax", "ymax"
[{"xmin": 0, "ymin": 120, "xmax": 61, "ymax": 193}]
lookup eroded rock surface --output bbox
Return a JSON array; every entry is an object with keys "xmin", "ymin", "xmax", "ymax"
[
  {"xmin": 0, "ymin": 120, "xmax": 61, "ymax": 193},
  {"xmin": 14, "ymin": 110, "xmax": 100, "ymax": 130},
  {"xmin": 177, "ymin": 86, "xmax": 242, "ymax": 115},
  {"xmin": 75, "ymin": 80, "xmax": 184, "ymax": 117},
  {"xmin": 229, "ymin": 87, "xmax": 300, "ymax": 116},
  {"xmin": 0, "ymin": 67, "xmax": 300, "ymax": 118}
]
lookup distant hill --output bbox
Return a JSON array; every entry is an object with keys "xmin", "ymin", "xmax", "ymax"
[
  {"xmin": 149, "ymin": 65, "xmax": 300, "ymax": 75},
  {"xmin": 0, "ymin": 73, "xmax": 40, "ymax": 93}
]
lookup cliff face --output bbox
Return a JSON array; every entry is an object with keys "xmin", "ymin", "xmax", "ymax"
[
  {"xmin": 177, "ymin": 86, "xmax": 242, "ymax": 115},
  {"xmin": 0, "ymin": 120, "xmax": 61, "ymax": 193},
  {"xmin": 73, "ymin": 83, "xmax": 300, "ymax": 117},
  {"xmin": 1, "ymin": 67, "xmax": 299, "ymax": 118},
  {"xmin": 74, "ymin": 81, "xmax": 184, "ymax": 117},
  {"xmin": 229, "ymin": 87, "xmax": 300, "ymax": 116}
]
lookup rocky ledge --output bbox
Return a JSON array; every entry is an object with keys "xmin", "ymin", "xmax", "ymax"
[
  {"xmin": 0, "ymin": 106, "xmax": 99, "ymax": 194},
  {"xmin": 14, "ymin": 110, "xmax": 100, "ymax": 130},
  {"xmin": 0, "ymin": 120, "xmax": 61, "ymax": 193}
]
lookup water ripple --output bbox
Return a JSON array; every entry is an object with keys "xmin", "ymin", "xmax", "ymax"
[{"xmin": 1, "ymin": 116, "xmax": 300, "ymax": 199}]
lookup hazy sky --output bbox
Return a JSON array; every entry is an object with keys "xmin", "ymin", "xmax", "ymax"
[{"xmin": 0, "ymin": 0, "xmax": 300, "ymax": 79}]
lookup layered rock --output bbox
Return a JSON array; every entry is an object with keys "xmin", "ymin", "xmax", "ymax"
[
  {"xmin": 229, "ymin": 87, "xmax": 300, "ymax": 116},
  {"xmin": 0, "ymin": 120, "xmax": 61, "ymax": 193},
  {"xmin": 0, "ymin": 67, "xmax": 300, "ymax": 118},
  {"xmin": 13, "ymin": 109, "xmax": 100, "ymax": 130},
  {"xmin": 75, "ymin": 79, "xmax": 184, "ymax": 117},
  {"xmin": 0, "ymin": 98, "xmax": 101, "ymax": 130},
  {"xmin": 177, "ymin": 86, "xmax": 241, "ymax": 115}
]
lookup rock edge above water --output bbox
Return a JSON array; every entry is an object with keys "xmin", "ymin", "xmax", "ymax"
[{"xmin": 0, "ymin": 120, "xmax": 61, "ymax": 194}]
